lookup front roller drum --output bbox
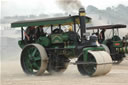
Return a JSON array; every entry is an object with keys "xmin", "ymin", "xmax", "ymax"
[
  {"xmin": 21, "ymin": 44, "xmax": 48, "ymax": 75},
  {"xmin": 77, "ymin": 51, "xmax": 112, "ymax": 76}
]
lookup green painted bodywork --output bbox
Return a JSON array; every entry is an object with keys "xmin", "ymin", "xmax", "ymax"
[
  {"xmin": 36, "ymin": 36, "xmax": 50, "ymax": 47},
  {"xmin": 64, "ymin": 45, "xmax": 76, "ymax": 58},
  {"xmin": 113, "ymin": 41, "xmax": 123, "ymax": 48},
  {"xmin": 102, "ymin": 40, "xmax": 107, "ymax": 45},
  {"xmin": 83, "ymin": 47, "xmax": 105, "ymax": 61},
  {"xmin": 11, "ymin": 16, "xmax": 91, "ymax": 28},
  {"xmin": 111, "ymin": 36, "xmax": 123, "ymax": 48},
  {"xmin": 49, "ymin": 45, "xmax": 76, "ymax": 58},
  {"xmin": 18, "ymin": 36, "xmax": 51, "ymax": 48},
  {"xmin": 50, "ymin": 33, "xmax": 68, "ymax": 44},
  {"xmin": 112, "ymin": 36, "xmax": 121, "ymax": 41},
  {"xmin": 18, "ymin": 40, "xmax": 25, "ymax": 49},
  {"xmin": 116, "ymin": 46, "xmax": 128, "ymax": 53},
  {"xmin": 51, "ymin": 34, "xmax": 64, "ymax": 44},
  {"xmin": 103, "ymin": 35, "xmax": 123, "ymax": 48}
]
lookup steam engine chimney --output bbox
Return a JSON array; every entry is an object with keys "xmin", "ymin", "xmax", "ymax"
[{"xmin": 79, "ymin": 8, "xmax": 86, "ymax": 41}]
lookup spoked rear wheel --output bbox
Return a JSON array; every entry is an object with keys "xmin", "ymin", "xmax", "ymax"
[
  {"xmin": 77, "ymin": 51, "xmax": 112, "ymax": 76},
  {"xmin": 21, "ymin": 44, "xmax": 48, "ymax": 75}
]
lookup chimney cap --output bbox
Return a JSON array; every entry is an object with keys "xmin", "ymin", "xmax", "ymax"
[{"xmin": 79, "ymin": 8, "xmax": 85, "ymax": 12}]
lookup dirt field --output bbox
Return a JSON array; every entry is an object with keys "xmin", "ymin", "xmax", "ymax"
[{"xmin": 1, "ymin": 58, "xmax": 128, "ymax": 85}]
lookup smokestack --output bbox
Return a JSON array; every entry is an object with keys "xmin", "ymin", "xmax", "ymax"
[{"xmin": 79, "ymin": 8, "xmax": 86, "ymax": 41}]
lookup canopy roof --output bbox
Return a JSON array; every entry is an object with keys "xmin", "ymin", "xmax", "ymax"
[
  {"xmin": 11, "ymin": 15, "xmax": 91, "ymax": 28},
  {"xmin": 87, "ymin": 24, "xmax": 127, "ymax": 30}
]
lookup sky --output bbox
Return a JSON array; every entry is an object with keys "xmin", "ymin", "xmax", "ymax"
[{"xmin": 1, "ymin": 0, "xmax": 128, "ymax": 18}]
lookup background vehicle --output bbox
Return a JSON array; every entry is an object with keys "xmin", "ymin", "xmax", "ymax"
[{"xmin": 87, "ymin": 25, "xmax": 128, "ymax": 64}]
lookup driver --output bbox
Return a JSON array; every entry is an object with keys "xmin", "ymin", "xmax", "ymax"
[
  {"xmin": 35, "ymin": 26, "xmax": 46, "ymax": 39},
  {"xmin": 99, "ymin": 29, "xmax": 106, "ymax": 43},
  {"xmin": 25, "ymin": 26, "xmax": 36, "ymax": 43}
]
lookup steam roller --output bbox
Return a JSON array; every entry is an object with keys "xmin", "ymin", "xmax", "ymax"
[{"xmin": 12, "ymin": 7, "xmax": 113, "ymax": 76}]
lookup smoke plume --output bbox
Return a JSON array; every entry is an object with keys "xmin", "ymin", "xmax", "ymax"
[{"xmin": 56, "ymin": 0, "xmax": 83, "ymax": 14}]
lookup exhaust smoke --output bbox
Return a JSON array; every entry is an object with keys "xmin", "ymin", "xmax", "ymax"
[{"xmin": 56, "ymin": 0, "xmax": 84, "ymax": 14}]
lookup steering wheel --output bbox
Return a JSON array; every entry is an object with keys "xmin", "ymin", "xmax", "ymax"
[{"xmin": 52, "ymin": 29, "xmax": 63, "ymax": 34}]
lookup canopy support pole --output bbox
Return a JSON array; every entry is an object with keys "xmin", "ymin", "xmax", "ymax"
[
  {"xmin": 73, "ymin": 18, "xmax": 76, "ymax": 32},
  {"xmin": 59, "ymin": 24, "xmax": 61, "ymax": 33},
  {"xmin": 51, "ymin": 25, "xmax": 53, "ymax": 33},
  {"xmin": 21, "ymin": 27, "xmax": 24, "ymax": 41}
]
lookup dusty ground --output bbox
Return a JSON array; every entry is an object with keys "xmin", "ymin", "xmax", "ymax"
[{"xmin": 1, "ymin": 58, "xmax": 128, "ymax": 85}]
